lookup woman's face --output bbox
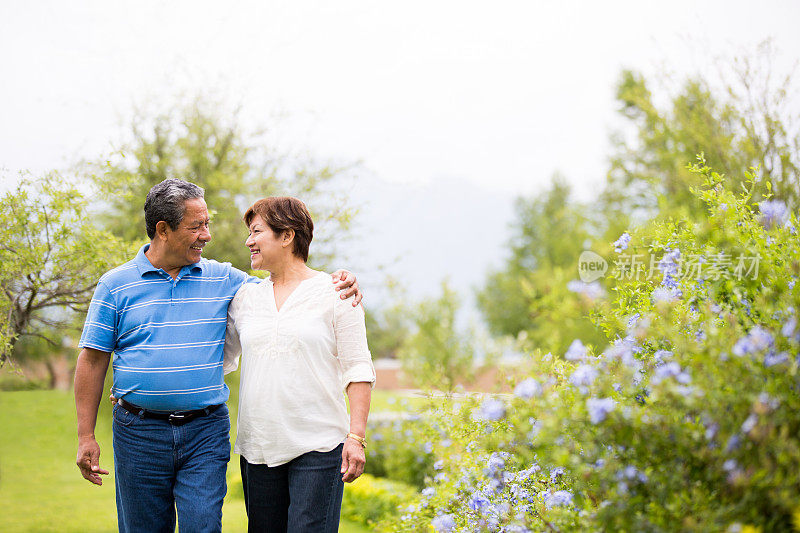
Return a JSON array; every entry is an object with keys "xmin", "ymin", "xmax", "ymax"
[{"xmin": 245, "ymin": 215, "xmax": 285, "ymax": 270}]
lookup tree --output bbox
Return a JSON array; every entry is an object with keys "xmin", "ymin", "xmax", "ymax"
[
  {"xmin": 0, "ymin": 174, "xmax": 134, "ymax": 375},
  {"xmin": 93, "ymin": 97, "xmax": 357, "ymax": 271},
  {"xmin": 364, "ymin": 279, "xmax": 412, "ymax": 360},
  {"xmin": 604, "ymin": 43, "xmax": 799, "ymax": 217},
  {"xmin": 477, "ymin": 175, "xmax": 607, "ymax": 354},
  {"xmin": 397, "ymin": 282, "xmax": 475, "ymax": 393}
]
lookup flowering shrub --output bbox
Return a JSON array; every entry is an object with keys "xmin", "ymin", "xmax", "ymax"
[
  {"xmin": 392, "ymin": 162, "xmax": 800, "ymax": 532},
  {"xmin": 341, "ymin": 473, "xmax": 417, "ymax": 528},
  {"xmin": 365, "ymin": 414, "xmax": 437, "ymax": 489}
]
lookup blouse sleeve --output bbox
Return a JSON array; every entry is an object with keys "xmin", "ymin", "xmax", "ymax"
[
  {"xmin": 223, "ymin": 285, "xmax": 245, "ymax": 374},
  {"xmin": 333, "ymin": 295, "xmax": 376, "ymax": 390}
]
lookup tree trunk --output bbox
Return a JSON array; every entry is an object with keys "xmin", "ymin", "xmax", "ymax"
[{"xmin": 44, "ymin": 353, "xmax": 73, "ymax": 391}]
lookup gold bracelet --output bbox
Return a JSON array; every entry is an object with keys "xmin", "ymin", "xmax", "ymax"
[{"xmin": 346, "ymin": 433, "xmax": 367, "ymax": 448}]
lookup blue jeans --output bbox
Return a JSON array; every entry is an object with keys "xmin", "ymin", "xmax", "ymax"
[
  {"xmin": 112, "ymin": 403, "xmax": 231, "ymax": 533},
  {"xmin": 240, "ymin": 444, "xmax": 345, "ymax": 533}
]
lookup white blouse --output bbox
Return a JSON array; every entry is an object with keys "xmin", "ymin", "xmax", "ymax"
[{"xmin": 223, "ymin": 271, "xmax": 375, "ymax": 466}]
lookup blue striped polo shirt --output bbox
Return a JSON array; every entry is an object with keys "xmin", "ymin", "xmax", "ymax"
[{"xmin": 79, "ymin": 244, "xmax": 254, "ymax": 411}]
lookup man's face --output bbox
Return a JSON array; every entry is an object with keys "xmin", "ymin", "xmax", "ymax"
[{"xmin": 164, "ymin": 198, "xmax": 211, "ymax": 266}]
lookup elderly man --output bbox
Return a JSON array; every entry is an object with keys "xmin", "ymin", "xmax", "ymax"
[{"xmin": 74, "ymin": 179, "xmax": 360, "ymax": 532}]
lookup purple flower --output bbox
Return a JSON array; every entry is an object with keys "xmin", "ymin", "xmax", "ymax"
[
  {"xmin": 653, "ymin": 350, "xmax": 672, "ymax": 365},
  {"xmin": 514, "ymin": 378, "xmax": 542, "ymax": 399},
  {"xmin": 565, "ymin": 339, "xmax": 587, "ymax": 361},
  {"xmin": 618, "ymin": 465, "xmax": 648, "ymax": 483},
  {"xmin": 468, "ymin": 491, "xmax": 491, "ymax": 512},
  {"xmin": 652, "ymin": 362, "xmax": 691, "ymax": 385},
  {"xmin": 758, "ymin": 199, "xmax": 790, "ymax": 229},
  {"xmin": 476, "ymin": 398, "xmax": 506, "ymax": 421},
  {"xmin": 782, "ymin": 316, "xmax": 797, "ymax": 338},
  {"xmin": 741, "ymin": 414, "xmax": 758, "ymax": 433},
  {"xmin": 586, "ymin": 397, "xmax": 616, "ymax": 424},
  {"xmin": 659, "ymin": 248, "xmax": 682, "ymax": 276},
  {"xmin": 570, "ymin": 364, "xmax": 599, "ymax": 389},
  {"xmin": 514, "ymin": 464, "xmax": 541, "ymax": 482},
  {"xmin": 486, "ymin": 452, "xmax": 506, "ymax": 475},
  {"xmin": 567, "ymin": 280, "xmax": 605, "ymax": 299},
  {"xmin": 733, "ymin": 326, "xmax": 774, "ymax": 356},
  {"xmin": 422, "ymin": 487, "xmax": 436, "ymax": 498},
  {"xmin": 613, "ymin": 232, "xmax": 631, "ymax": 252},
  {"xmin": 432, "ymin": 514, "xmax": 455, "ymax": 532},
  {"xmin": 764, "ymin": 351, "xmax": 789, "ymax": 367},
  {"xmin": 650, "ymin": 285, "xmax": 678, "ymax": 303},
  {"xmin": 542, "ymin": 490, "xmax": 573, "ymax": 509},
  {"xmin": 549, "ymin": 467, "xmax": 565, "ymax": 483},
  {"xmin": 603, "ymin": 336, "xmax": 638, "ymax": 367}
]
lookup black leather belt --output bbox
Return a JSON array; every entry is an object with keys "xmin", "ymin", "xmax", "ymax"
[{"xmin": 118, "ymin": 398, "xmax": 223, "ymax": 426}]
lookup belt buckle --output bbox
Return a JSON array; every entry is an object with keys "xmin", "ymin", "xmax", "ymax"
[{"xmin": 169, "ymin": 412, "xmax": 189, "ymax": 425}]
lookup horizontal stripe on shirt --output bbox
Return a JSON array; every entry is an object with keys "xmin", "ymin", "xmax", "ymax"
[{"xmin": 79, "ymin": 244, "xmax": 255, "ymax": 410}]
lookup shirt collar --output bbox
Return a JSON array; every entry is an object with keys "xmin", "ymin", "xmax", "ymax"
[{"xmin": 133, "ymin": 244, "xmax": 205, "ymax": 278}]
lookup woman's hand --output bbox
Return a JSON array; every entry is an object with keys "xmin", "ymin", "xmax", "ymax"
[
  {"xmin": 340, "ymin": 438, "xmax": 366, "ymax": 482},
  {"xmin": 331, "ymin": 270, "xmax": 362, "ymax": 306}
]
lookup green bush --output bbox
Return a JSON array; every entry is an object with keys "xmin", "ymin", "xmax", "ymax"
[
  {"xmin": 0, "ymin": 369, "xmax": 48, "ymax": 391},
  {"xmin": 342, "ymin": 473, "xmax": 416, "ymax": 528},
  {"xmin": 365, "ymin": 415, "xmax": 436, "ymax": 489},
  {"xmin": 396, "ymin": 161, "xmax": 800, "ymax": 532}
]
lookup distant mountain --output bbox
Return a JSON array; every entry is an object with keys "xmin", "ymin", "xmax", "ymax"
[{"xmin": 341, "ymin": 176, "xmax": 516, "ymax": 310}]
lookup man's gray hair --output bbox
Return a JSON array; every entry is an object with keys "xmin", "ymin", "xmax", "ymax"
[{"xmin": 144, "ymin": 179, "xmax": 205, "ymax": 239}]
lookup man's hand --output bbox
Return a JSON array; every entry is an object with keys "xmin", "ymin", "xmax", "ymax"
[
  {"xmin": 76, "ymin": 435, "xmax": 109, "ymax": 485},
  {"xmin": 340, "ymin": 438, "xmax": 366, "ymax": 483},
  {"xmin": 331, "ymin": 270, "xmax": 362, "ymax": 306}
]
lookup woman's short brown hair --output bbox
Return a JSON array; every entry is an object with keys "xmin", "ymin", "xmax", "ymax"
[{"xmin": 243, "ymin": 197, "xmax": 314, "ymax": 262}]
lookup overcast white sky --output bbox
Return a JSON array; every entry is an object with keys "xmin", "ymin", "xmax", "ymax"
[
  {"xmin": 1, "ymin": 1, "xmax": 799, "ymax": 307},
  {"xmin": 2, "ymin": 1, "xmax": 798, "ymax": 197}
]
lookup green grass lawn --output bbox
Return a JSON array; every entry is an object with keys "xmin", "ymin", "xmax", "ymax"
[{"xmin": 0, "ymin": 384, "xmax": 381, "ymax": 532}]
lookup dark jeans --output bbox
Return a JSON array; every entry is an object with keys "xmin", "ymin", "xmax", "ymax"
[
  {"xmin": 112, "ymin": 403, "xmax": 231, "ymax": 533},
  {"xmin": 240, "ymin": 444, "xmax": 345, "ymax": 533}
]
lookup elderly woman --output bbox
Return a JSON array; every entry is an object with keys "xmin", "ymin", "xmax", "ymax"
[{"xmin": 224, "ymin": 196, "xmax": 374, "ymax": 532}]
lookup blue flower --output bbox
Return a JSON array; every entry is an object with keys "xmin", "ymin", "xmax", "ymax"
[
  {"xmin": 733, "ymin": 326, "xmax": 774, "ymax": 356},
  {"xmin": 570, "ymin": 364, "xmax": 599, "ymax": 389},
  {"xmin": 586, "ymin": 397, "xmax": 616, "ymax": 424},
  {"xmin": 423, "ymin": 441, "xmax": 434, "ymax": 454},
  {"xmin": 764, "ymin": 350, "xmax": 789, "ymax": 367},
  {"xmin": 432, "ymin": 513, "xmax": 455, "ymax": 532},
  {"xmin": 486, "ymin": 452, "xmax": 506, "ymax": 476},
  {"xmin": 433, "ymin": 460, "xmax": 444, "ymax": 471},
  {"xmin": 613, "ymin": 232, "xmax": 631, "ymax": 252},
  {"xmin": 725, "ymin": 434, "xmax": 742, "ymax": 452},
  {"xmin": 565, "ymin": 339, "xmax": 587, "ymax": 361},
  {"xmin": 652, "ymin": 361, "xmax": 691, "ymax": 385},
  {"xmin": 617, "ymin": 465, "xmax": 648, "ymax": 483},
  {"xmin": 567, "ymin": 280, "xmax": 605, "ymax": 299},
  {"xmin": 542, "ymin": 490, "xmax": 573, "ymax": 509},
  {"xmin": 476, "ymin": 398, "xmax": 506, "ymax": 422},
  {"xmin": 468, "ymin": 490, "xmax": 491, "ymax": 512},
  {"xmin": 782, "ymin": 316, "xmax": 797, "ymax": 338},
  {"xmin": 602, "ymin": 336, "xmax": 639, "ymax": 367},
  {"xmin": 514, "ymin": 378, "xmax": 542, "ymax": 399},
  {"xmin": 422, "ymin": 487, "xmax": 436, "ymax": 498},
  {"xmin": 652, "ymin": 350, "xmax": 672, "ymax": 365},
  {"xmin": 758, "ymin": 199, "xmax": 789, "ymax": 229},
  {"xmin": 741, "ymin": 414, "xmax": 758, "ymax": 433},
  {"xmin": 549, "ymin": 467, "xmax": 565, "ymax": 483},
  {"xmin": 513, "ymin": 464, "xmax": 540, "ymax": 482}
]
